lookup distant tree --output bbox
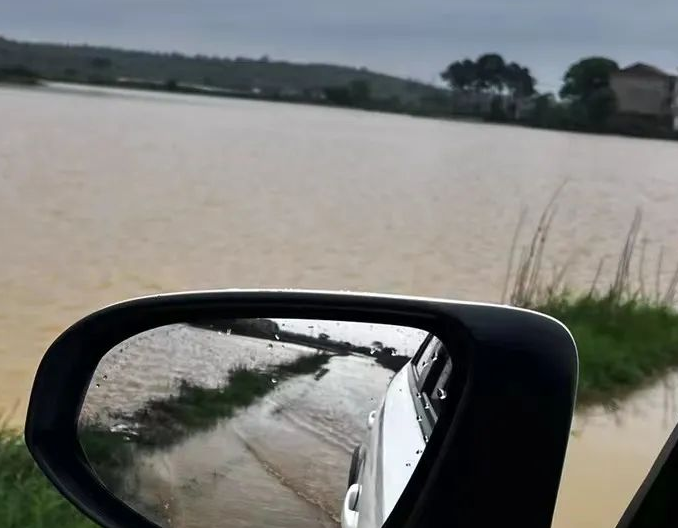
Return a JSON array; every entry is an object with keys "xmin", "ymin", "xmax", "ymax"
[
  {"xmin": 323, "ymin": 86, "xmax": 353, "ymax": 106},
  {"xmin": 504, "ymin": 62, "xmax": 536, "ymax": 97},
  {"xmin": 63, "ymin": 68, "xmax": 78, "ymax": 78},
  {"xmin": 440, "ymin": 59, "xmax": 477, "ymax": 90},
  {"xmin": 475, "ymin": 53, "xmax": 506, "ymax": 91},
  {"xmin": 164, "ymin": 79, "xmax": 178, "ymax": 91},
  {"xmin": 524, "ymin": 93, "xmax": 561, "ymax": 127},
  {"xmin": 0, "ymin": 65, "xmax": 40, "ymax": 84},
  {"xmin": 441, "ymin": 54, "xmax": 534, "ymax": 97},
  {"xmin": 348, "ymin": 79, "xmax": 371, "ymax": 105},
  {"xmin": 585, "ymin": 87, "xmax": 617, "ymax": 127},
  {"xmin": 89, "ymin": 57, "xmax": 112, "ymax": 69},
  {"xmin": 560, "ymin": 57, "xmax": 619, "ymax": 100},
  {"xmin": 384, "ymin": 95, "xmax": 403, "ymax": 111},
  {"xmin": 0, "ymin": 65, "xmax": 38, "ymax": 78},
  {"xmin": 488, "ymin": 95, "xmax": 508, "ymax": 121},
  {"xmin": 566, "ymin": 100, "xmax": 591, "ymax": 129},
  {"xmin": 560, "ymin": 57, "xmax": 619, "ymax": 128},
  {"xmin": 318, "ymin": 333, "xmax": 330, "ymax": 340},
  {"xmin": 418, "ymin": 92, "xmax": 453, "ymax": 115}
]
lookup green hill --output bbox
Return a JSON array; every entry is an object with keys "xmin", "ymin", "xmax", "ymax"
[{"xmin": 0, "ymin": 35, "xmax": 446, "ymax": 106}]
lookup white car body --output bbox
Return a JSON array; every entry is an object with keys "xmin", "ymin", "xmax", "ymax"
[{"xmin": 342, "ymin": 335, "xmax": 450, "ymax": 528}]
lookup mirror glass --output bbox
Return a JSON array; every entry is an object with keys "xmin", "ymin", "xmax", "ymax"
[{"xmin": 78, "ymin": 318, "xmax": 455, "ymax": 528}]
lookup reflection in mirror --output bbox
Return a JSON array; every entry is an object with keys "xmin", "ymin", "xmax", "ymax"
[{"xmin": 78, "ymin": 319, "xmax": 454, "ymax": 528}]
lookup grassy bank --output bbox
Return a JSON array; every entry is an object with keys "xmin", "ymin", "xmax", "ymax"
[
  {"xmin": 0, "ymin": 427, "xmax": 97, "ymax": 528},
  {"xmin": 79, "ymin": 352, "xmax": 332, "ymax": 490},
  {"xmin": 505, "ymin": 198, "xmax": 678, "ymax": 405},
  {"xmin": 539, "ymin": 295, "xmax": 678, "ymax": 404},
  {"xmin": 105, "ymin": 352, "xmax": 331, "ymax": 449}
]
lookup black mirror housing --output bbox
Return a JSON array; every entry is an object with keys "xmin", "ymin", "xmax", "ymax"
[{"xmin": 25, "ymin": 290, "xmax": 577, "ymax": 528}]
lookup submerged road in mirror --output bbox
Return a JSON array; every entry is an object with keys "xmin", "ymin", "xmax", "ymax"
[{"xmin": 79, "ymin": 319, "xmax": 445, "ymax": 528}]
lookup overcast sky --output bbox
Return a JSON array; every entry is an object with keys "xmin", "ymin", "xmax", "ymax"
[{"xmin": 1, "ymin": 0, "xmax": 677, "ymax": 91}]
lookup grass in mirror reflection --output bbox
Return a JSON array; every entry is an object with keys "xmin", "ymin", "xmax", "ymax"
[{"xmin": 79, "ymin": 352, "xmax": 333, "ymax": 495}]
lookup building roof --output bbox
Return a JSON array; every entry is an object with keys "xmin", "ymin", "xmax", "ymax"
[{"xmin": 618, "ymin": 62, "xmax": 675, "ymax": 78}]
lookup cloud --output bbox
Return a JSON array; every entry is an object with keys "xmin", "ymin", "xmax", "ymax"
[{"xmin": 1, "ymin": 0, "xmax": 676, "ymax": 89}]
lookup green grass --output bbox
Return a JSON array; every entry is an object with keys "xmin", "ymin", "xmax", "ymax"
[
  {"xmin": 101, "ymin": 352, "xmax": 333, "ymax": 450},
  {"xmin": 77, "ymin": 428, "xmax": 136, "ymax": 492},
  {"xmin": 505, "ymin": 196, "xmax": 678, "ymax": 406},
  {"xmin": 0, "ymin": 428, "xmax": 98, "ymax": 528},
  {"xmin": 126, "ymin": 367, "xmax": 276, "ymax": 447},
  {"xmin": 538, "ymin": 293, "xmax": 678, "ymax": 404},
  {"xmin": 76, "ymin": 351, "xmax": 333, "ymax": 499}
]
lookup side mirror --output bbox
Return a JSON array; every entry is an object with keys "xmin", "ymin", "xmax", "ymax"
[{"xmin": 25, "ymin": 290, "xmax": 577, "ymax": 528}]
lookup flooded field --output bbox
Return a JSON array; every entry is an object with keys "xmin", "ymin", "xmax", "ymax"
[{"xmin": 3, "ymin": 83, "xmax": 678, "ymax": 527}]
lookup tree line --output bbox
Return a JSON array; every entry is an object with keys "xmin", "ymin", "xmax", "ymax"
[
  {"xmin": 2, "ymin": 34, "xmax": 674, "ymax": 138},
  {"xmin": 441, "ymin": 53, "xmax": 536, "ymax": 97},
  {"xmin": 440, "ymin": 53, "xmax": 673, "ymax": 137}
]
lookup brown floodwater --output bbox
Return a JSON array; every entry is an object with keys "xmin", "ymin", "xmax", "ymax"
[{"xmin": 2, "ymin": 82, "xmax": 678, "ymax": 528}]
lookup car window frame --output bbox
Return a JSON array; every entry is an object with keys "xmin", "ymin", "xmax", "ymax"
[
  {"xmin": 413, "ymin": 336, "xmax": 442, "ymax": 385},
  {"xmin": 408, "ymin": 335, "xmax": 452, "ymax": 440},
  {"xmin": 428, "ymin": 355, "xmax": 452, "ymax": 416}
]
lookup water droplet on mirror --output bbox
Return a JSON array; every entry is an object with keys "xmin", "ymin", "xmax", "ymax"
[
  {"xmin": 416, "ymin": 392, "xmax": 421, "ymax": 399},
  {"xmin": 416, "ymin": 415, "xmax": 422, "ymax": 422},
  {"xmin": 390, "ymin": 350, "xmax": 397, "ymax": 356},
  {"xmin": 226, "ymin": 328, "xmax": 232, "ymax": 335},
  {"xmin": 416, "ymin": 449, "xmax": 422, "ymax": 455},
  {"xmin": 274, "ymin": 334, "xmax": 280, "ymax": 340},
  {"xmin": 267, "ymin": 343, "xmax": 273, "ymax": 349},
  {"xmin": 423, "ymin": 435, "xmax": 429, "ymax": 443},
  {"xmin": 95, "ymin": 383, "xmax": 100, "ymax": 388},
  {"xmin": 421, "ymin": 360, "xmax": 428, "ymax": 368},
  {"xmin": 123, "ymin": 436, "xmax": 131, "ymax": 442},
  {"xmin": 423, "ymin": 402, "xmax": 430, "ymax": 410},
  {"xmin": 164, "ymin": 503, "xmax": 170, "ymax": 510},
  {"xmin": 271, "ymin": 378, "xmax": 278, "ymax": 384},
  {"xmin": 436, "ymin": 388, "xmax": 447, "ymax": 400},
  {"xmin": 405, "ymin": 462, "xmax": 411, "ymax": 467},
  {"xmin": 102, "ymin": 375, "xmax": 108, "ymax": 381},
  {"xmin": 110, "ymin": 424, "xmax": 128, "ymax": 433}
]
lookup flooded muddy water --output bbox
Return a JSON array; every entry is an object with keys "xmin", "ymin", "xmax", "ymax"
[{"xmin": 3, "ymin": 83, "xmax": 678, "ymax": 527}]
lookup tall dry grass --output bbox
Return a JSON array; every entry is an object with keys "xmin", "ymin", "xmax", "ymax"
[{"xmin": 502, "ymin": 190, "xmax": 678, "ymax": 404}]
